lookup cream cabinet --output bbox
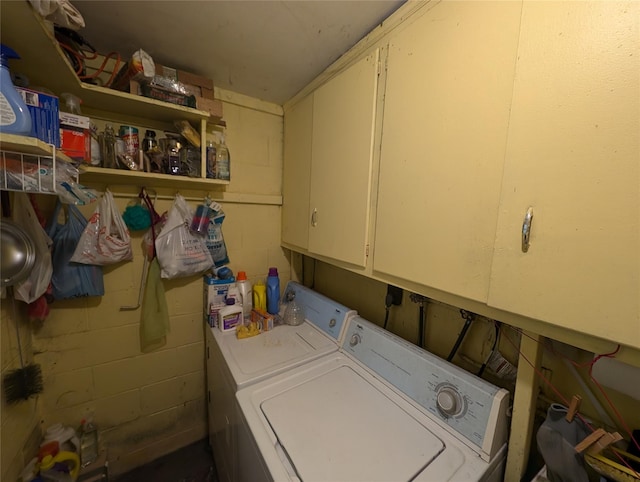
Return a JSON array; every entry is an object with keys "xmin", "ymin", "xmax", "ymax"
[
  {"xmin": 488, "ymin": 2, "xmax": 640, "ymax": 347},
  {"xmin": 282, "ymin": 95, "xmax": 313, "ymax": 250},
  {"xmin": 372, "ymin": 1, "xmax": 523, "ymax": 302},
  {"xmin": 282, "ymin": 50, "xmax": 380, "ymax": 267}
]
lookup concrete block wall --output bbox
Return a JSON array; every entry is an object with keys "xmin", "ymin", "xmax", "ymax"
[
  {"xmin": 1, "ymin": 297, "xmax": 41, "ymax": 481},
  {"xmin": 2, "ymin": 91, "xmax": 288, "ymax": 478}
]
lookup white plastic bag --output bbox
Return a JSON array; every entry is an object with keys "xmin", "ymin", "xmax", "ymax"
[
  {"xmin": 155, "ymin": 194, "xmax": 213, "ymax": 279},
  {"xmin": 13, "ymin": 193, "xmax": 53, "ymax": 303},
  {"xmin": 70, "ymin": 189, "xmax": 133, "ymax": 265}
]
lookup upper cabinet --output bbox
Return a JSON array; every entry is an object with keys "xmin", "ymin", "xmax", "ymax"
[
  {"xmin": 282, "ymin": 95, "xmax": 313, "ymax": 251},
  {"xmin": 488, "ymin": 2, "xmax": 640, "ymax": 347},
  {"xmin": 372, "ymin": 1, "xmax": 523, "ymax": 302},
  {"xmin": 282, "ymin": 50, "xmax": 380, "ymax": 268}
]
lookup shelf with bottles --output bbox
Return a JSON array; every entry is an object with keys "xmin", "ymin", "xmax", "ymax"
[
  {"xmin": 80, "ymin": 115, "xmax": 230, "ymax": 190},
  {"xmin": 0, "ymin": 133, "xmax": 78, "ymax": 194},
  {"xmin": 0, "ymin": 1, "xmax": 212, "ymax": 126}
]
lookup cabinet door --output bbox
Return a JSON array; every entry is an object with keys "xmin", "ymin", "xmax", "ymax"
[
  {"xmin": 308, "ymin": 50, "xmax": 380, "ymax": 267},
  {"xmin": 488, "ymin": 2, "xmax": 640, "ymax": 347},
  {"xmin": 282, "ymin": 94, "xmax": 313, "ymax": 250},
  {"xmin": 373, "ymin": 1, "xmax": 522, "ymax": 302}
]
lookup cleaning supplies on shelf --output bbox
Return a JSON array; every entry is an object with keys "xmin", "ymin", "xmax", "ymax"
[{"xmin": 0, "ymin": 44, "xmax": 32, "ymax": 135}]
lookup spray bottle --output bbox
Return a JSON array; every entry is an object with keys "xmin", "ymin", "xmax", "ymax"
[{"xmin": 0, "ymin": 44, "xmax": 32, "ymax": 135}]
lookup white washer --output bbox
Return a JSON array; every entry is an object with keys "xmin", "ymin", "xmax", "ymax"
[
  {"xmin": 206, "ymin": 281, "xmax": 356, "ymax": 482},
  {"xmin": 236, "ymin": 316, "xmax": 510, "ymax": 482}
]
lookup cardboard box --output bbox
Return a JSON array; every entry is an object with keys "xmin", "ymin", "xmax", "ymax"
[
  {"xmin": 17, "ymin": 88, "xmax": 60, "ymax": 147},
  {"xmin": 59, "ymin": 112, "xmax": 91, "ymax": 162},
  {"xmin": 156, "ymin": 64, "xmax": 215, "ymax": 100},
  {"xmin": 203, "ymin": 275, "xmax": 235, "ymax": 327},
  {"xmin": 196, "ymin": 97, "xmax": 224, "ymax": 119}
]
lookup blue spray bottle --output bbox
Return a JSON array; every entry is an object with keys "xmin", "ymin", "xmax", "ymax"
[{"xmin": 0, "ymin": 44, "xmax": 32, "ymax": 136}]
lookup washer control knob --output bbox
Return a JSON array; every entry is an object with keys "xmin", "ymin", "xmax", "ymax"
[
  {"xmin": 329, "ymin": 318, "xmax": 337, "ymax": 328},
  {"xmin": 349, "ymin": 334, "xmax": 361, "ymax": 347},
  {"xmin": 436, "ymin": 387, "xmax": 462, "ymax": 417}
]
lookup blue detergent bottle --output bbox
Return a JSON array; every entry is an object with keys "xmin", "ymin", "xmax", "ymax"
[
  {"xmin": 266, "ymin": 267, "xmax": 280, "ymax": 315},
  {"xmin": 0, "ymin": 44, "xmax": 32, "ymax": 135}
]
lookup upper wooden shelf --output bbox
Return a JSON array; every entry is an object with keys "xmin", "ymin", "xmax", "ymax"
[{"xmin": 0, "ymin": 1, "xmax": 211, "ymax": 124}]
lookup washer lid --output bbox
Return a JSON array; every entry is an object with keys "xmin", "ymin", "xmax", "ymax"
[
  {"xmin": 261, "ymin": 365, "xmax": 445, "ymax": 481},
  {"xmin": 227, "ymin": 324, "xmax": 337, "ymax": 377}
]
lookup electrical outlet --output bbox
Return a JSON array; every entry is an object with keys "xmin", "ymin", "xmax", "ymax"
[{"xmin": 386, "ymin": 284, "xmax": 403, "ymax": 306}]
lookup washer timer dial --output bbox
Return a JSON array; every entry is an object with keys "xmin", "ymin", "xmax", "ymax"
[{"xmin": 436, "ymin": 385, "xmax": 464, "ymax": 418}]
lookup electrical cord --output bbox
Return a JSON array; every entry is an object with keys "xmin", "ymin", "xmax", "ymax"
[
  {"xmin": 478, "ymin": 321, "xmax": 500, "ymax": 377},
  {"xmin": 383, "ymin": 293, "xmax": 393, "ymax": 329}
]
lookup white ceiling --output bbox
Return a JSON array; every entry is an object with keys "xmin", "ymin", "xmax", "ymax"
[{"xmin": 73, "ymin": 0, "xmax": 406, "ymax": 105}]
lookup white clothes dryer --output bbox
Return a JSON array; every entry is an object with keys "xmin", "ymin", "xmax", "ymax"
[
  {"xmin": 205, "ymin": 281, "xmax": 356, "ymax": 482},
  {"xmin": 236, "ymin": 316, "xmax": 510, "ymax": 482}
]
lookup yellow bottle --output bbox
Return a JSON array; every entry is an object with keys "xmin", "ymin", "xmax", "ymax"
[
  {"xmin": 39, "ymin": 450, "xmax": 80, "ymax": 481},
  {"xmin": 253, "ymin": 280, "xmax": 266, "ymax": 311}
]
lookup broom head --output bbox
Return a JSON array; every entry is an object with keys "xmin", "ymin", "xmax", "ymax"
[{"xmin": 3, "ymin": 363, "xmax": 43, "ymax": 404}]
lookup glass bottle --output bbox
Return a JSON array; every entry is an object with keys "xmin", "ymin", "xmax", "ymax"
[
  {"xmin": 166, "ymin": 138, "xmax": 181, "ymax": 175},
  {"xmin": 101, "ymin": 124, "xmax": 117, "ymax": 169},
  {"xmin": 79, "ymin": 416, "xmax": 98, "ymax": 467},
  {"xmin": 215, "ymin": 133, "xmax": 230, "ymax": 181},
  {"xmin": 143, "ymin": 130, "xmax": 163, "ymax": 173},
  {"xmin": 206, "ymin": 135, "xmax": 217, "ymax": 179}
]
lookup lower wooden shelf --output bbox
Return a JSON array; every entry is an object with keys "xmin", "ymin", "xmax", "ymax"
[{"xmin": 79, "ymin": 166, "xmax": 229, "ymax": 190}]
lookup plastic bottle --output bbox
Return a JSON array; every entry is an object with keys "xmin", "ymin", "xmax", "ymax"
[
  {"xmin": 253, "ymin": 280, "xmax": 267, "ymax": 312},
  {"xmin": 215, "ymin": 132, "xmax": 230, "ymax": 181},
  {"xmin": 79, "ymin": 416, "xmax": 98, "ymax": 467},
  {"xmin": 0, "ymin": 44, "xmax": 32, "ymax": 135},
  {"xmin": 236, "ymin": 271, "xmax": 253, "ymax": 319},
  {"xmin": 266, "ymin": 267, "xmax": 280, "ymax": 315},
  {"xmin": 218, "ymin": 298, "xmax": 243, "ymax": 332}
]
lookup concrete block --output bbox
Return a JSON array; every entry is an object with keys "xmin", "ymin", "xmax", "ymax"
[
  {"xmin": 174, "ymin": 342, "xmax": 205, "ymax": 375},
  {"xmin": 110, "ymin": 424, "xmax": 206, "ymax": 476},
  {"xmin": 40, "ymin": 389, "xmax": 141, "ymax": 431},
  {"xmin": 42, "ymin": 368, "xmax": 94, "ymax": 411},
  {"xmin": 92, "ymin": 349, "xmax": 178, "ymax": 398},
  {"xmin": 165, "ymin": 313, "xmax": 204, "ymax": 348},
  {"xmin": 141, "ymin": 378, "xmax": 182, "ymax": 415}
]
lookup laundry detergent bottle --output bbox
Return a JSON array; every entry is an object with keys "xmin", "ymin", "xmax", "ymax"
[
  {"xmin": 266, "ymin": 267, "xmax": 280, "ymax": 315},
  {"xmin": 0, "ymin": 44, "xmax": 31, "ymax": 135}
]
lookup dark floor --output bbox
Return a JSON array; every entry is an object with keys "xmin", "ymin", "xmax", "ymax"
[{"xmin": 113, "ymin": 438, "xmax": 218, "ymax": 482}]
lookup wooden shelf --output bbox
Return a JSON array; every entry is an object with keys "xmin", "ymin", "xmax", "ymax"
[
  {"xmin": 0, "ymin": 133, "xmax": 74, "ymax": 163},
  {"xmin": 79, "ymin": 166, "xmax": 229, "ymax": 190},
  {"xmin": 0, "ymin": 1, "xmax": 211, "ymax": 124}
]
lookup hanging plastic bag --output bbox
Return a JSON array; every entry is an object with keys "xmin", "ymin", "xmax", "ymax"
[
  {"xmin": 70, "ymin": 189, "xmax": 133, "ymax": 265},
  {"xmin": 155, "ymin": 194, "xmax": 213, "ymax": 279},
  {"xmin": 12, "ymin": 193, "xmax": 53, "ymax": 303},
  {"xmin": 46, "ymin": 201, "xmax": 104, "ymax": 299},
  {"xmin": 205, "ymin": 202, "xmax": 230, "ymax": 267}
]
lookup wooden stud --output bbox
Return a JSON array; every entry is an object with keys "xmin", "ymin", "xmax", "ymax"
[
  {"xmin": 565, "ymin": 395, "xmax": 582, "ymax": 422},
  {"xmin": 575, "ymin": 428, "xmax": 606, "ymax": 453}
]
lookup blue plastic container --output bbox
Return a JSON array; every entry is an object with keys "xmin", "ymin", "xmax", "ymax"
[
  {"xmin": 0, "ymin": 44, "xmax": 32, "ymax": 135},
  {"xmin": 266, "ymin": 267, "xmax": 280, "ymax": 315}
]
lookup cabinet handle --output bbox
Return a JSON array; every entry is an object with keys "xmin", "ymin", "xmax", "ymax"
[
  {"xmin": 521, "ymin": 206, "xmax": 534, "ymax": 253},
  {"xmin": 311, "ymin": 208, "xmax": 318, "ymax": 227}
]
